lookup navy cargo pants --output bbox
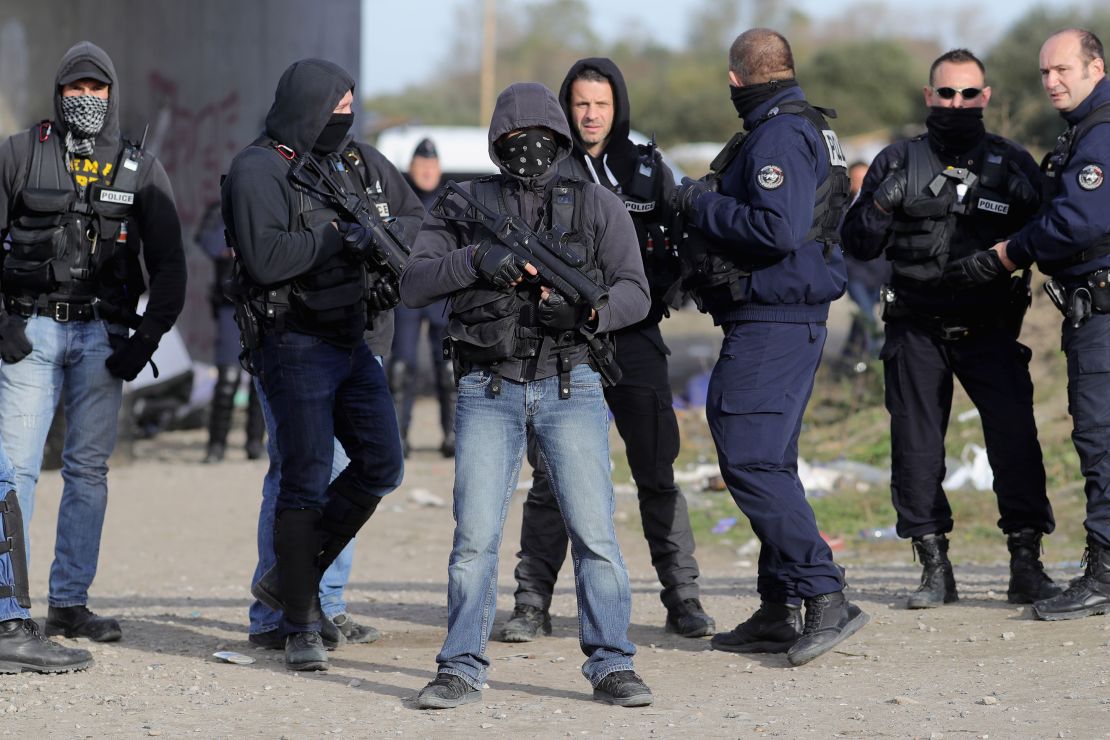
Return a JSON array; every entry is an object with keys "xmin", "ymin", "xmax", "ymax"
[
  {"xmin": 1063, "ymin": 311, "xmax": 1110, "ymax": 548},
  {"xmin": 707, "ymin": 320, "xmax": 843, "ymax": 603}
]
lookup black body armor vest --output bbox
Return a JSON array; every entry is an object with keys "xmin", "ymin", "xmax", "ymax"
[{"xmin": 4, "ymin": 121, "xmax": 142, "ymax": 303}]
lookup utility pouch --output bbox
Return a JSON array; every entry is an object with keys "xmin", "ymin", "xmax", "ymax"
[
  {"xmin": 233, "ymin": 300, "xmax": 262, "ymax": 375},
  {"xmin": 1044, "ymin": 278, "xmax": 1068, "ymax": 316},
  {"xmin": 1086, "ymin": 268, "xmax": 1110, "ymax": 314}
]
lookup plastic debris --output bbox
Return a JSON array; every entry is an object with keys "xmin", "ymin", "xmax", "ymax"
[
  {"xmin": 712, "ymin": 517, "xmax": 737, "ymax": 534},
  {"xmin": 942, "ymin": 444, "xmax": 994, "ymax": 491},
  {"xmin": 212, "ymin": 651, "xmax": 255, "ymax": 665}
]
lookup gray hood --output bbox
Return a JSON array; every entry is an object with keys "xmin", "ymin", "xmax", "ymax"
[
  {"xmin": 52, "ymin": 41, "xmax": 120, "ymax": 147},
  {"xmin": 487, "ymin": 82, "xmax": 573, "ymax": 187}
]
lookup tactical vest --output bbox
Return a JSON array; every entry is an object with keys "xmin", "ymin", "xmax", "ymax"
[
  {"xmin": 887, "ymin": 135, "xmax": 1031, "ymax": 283},
  {"xmin": 448, "ymin": 176, "xmax": 601, "ymax": 368},
  {"xmin": 232, "ymin": 142, "xmax": 392, "ymax": 334},
  {"xmin": 1038, "ymin": 101, "xmax": 1110, "ymax": 274},
  {"xmin": 3, "ymin": 121, "xmax": 141, "ymax": 302},
  {"xmin": 679, "ymin": 100, "xmax": 850, "ymax": 308}
]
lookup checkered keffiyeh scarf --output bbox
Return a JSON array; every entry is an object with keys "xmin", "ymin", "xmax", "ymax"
[{"xmin": 60, "ymin": 95, "xmax": 108, "ymax": 157}]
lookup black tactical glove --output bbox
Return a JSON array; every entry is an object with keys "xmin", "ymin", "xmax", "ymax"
[
  {"xmin": 874, "ymin": 165, "xmax": 909, "ymax": 214},
  {"xmin": 471, "ymin": 240, "xmax": 524, "ymax": 289},
  {"xmin": 105, "ymin": 331, "xmax": 160, "ymax": 381},
  {"xmin": 537, "ymin": 291, "xmax": 590, "ymax": 331},
  {"xmin": 942, "ymin": 249, "xmax": 1008, "ymax": 289},
  {"xmin": 0, "ymin": 312, "xmax": 32, "ymax": 364},
  {"xmin": 672, "ymin": 177, "xmax": 710, "ymax": 218},
  {"xmin": 366, "ymin": 273, "xmax": 400, "ymax": 312},
  {"xmin": 336, "ymin": 221, "xmax": 374, "ymax": 258}
]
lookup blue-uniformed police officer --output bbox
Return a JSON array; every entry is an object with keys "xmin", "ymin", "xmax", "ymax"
[
  {"xmin": 841, "ymin": 49, "xmax": 1060, "ymax": 610},
  {"xmin": 672, "ymin": 28, "xmax": 866, "ymax": 665},
  {"xmin": 953, "ymin": 28, "xmax": 1110, "ymax": 621}
]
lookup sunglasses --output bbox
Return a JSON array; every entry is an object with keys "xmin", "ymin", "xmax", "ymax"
[{"xmin": 933, "ymin": 86, "xmax": 983, "ymax": 100}]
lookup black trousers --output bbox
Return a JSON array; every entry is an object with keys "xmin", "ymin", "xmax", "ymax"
[
  {"xmin": 512, "ymin": 324, "xmax": 701, "ymax": 611},
  {"xmin": 882, "ymin": 319, "xmax": 1054, "ymax": 539},
  {"xmin": 1063, "ymin": 311, "xmax": 1110, "ymax": 547}
]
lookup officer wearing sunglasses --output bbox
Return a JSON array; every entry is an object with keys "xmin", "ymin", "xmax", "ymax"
[{"xmin": 842, "ymin": 48, "xmax": 1060, "ymax": 612}]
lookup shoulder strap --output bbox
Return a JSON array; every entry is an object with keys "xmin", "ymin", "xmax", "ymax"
[
  {"xmin": 25, "ymin": 121, "xmax": 71, "ymax": 193},
  {"xmin": 905, "ymin": 136, "xmax": 943, "ymax": 197},
  {"xmin": 1071, "ymin": 101, "xmax": 1110, "ymax": 156}
]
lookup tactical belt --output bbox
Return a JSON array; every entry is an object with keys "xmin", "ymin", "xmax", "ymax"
[
  {"xmin": 882, "ymin": 299, "xmax": 1011, "ymax": 342},
  {"xmin": 5, "ymin": 295, "xmax": 99, "ymax": 323},
  {"xmin": 1044, "ymin": 268, "xmax": 1110, "ymax": 328}
]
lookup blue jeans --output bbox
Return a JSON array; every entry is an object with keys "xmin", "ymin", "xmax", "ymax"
[
  {"xmin": 0, "ymin": 315, "xmax": 125, "ymax": 607},
  {"xmin": 437, "ymin": 365, "xmax": 636, "ymax": 689},
  {"xmin": 248, "ymin": 377, "xmax": 355, "ymax": 633},
  {"xmin": 252, "ymin": 334, "xmax": 402, "ymax": 631},
  {"xmin": 0, "ymin": 437, "xmax": 25, "ymax": 622}
]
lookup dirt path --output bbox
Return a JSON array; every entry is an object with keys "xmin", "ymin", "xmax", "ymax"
[{"xmin": 5, "ymin": 400, "xmax": 1108, "ymax": 739}]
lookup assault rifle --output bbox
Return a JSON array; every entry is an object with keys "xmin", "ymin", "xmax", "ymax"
[
  {"xmin": 430, "ymin": 180, "xmax": 609, "ymax": 311},
  {"xmin": 290, "ymin": 155, "xmax": 410, "ymax": 279}
]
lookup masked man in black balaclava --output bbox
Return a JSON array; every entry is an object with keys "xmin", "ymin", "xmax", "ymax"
[
  {"xmin": 222, "ymin": 59, "xmax": 422, "ymax": 671},
  {"xmin": 841, "ymin": 49, "xmax": 1060, "ymax": 612}
]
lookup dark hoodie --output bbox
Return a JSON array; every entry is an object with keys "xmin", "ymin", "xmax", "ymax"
[
  {"xmin": 400, "ymin": 82, "xmax": 649, "ymax": 382},
  {"xmin": 221, "ymin": 59, "xmax": 423, "ymax": 346},
  {"xmin": 0, "ymin": 41, "xmax": 186, "ymax": 340}
]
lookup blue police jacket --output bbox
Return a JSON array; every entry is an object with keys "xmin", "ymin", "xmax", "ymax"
[
  {"xmin": 686, "ymin": 86, "xmax": 847, "ymax": 324},
  {"xmin": 1007, "ymin": 77, "xmax": 1110, "ymax": 280}
]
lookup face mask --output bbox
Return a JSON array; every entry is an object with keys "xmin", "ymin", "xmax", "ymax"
[
  {"xmin": 730, "ymin": 79, "xmax": 799, "ymax": 122},
  {"xmin": 60, "ymin": 94, "xmax": 108, "ymax": 156},
  {"xmin": 313, "ymin": 112, "xmax": 354, "ymax": 155},
  {"xmin": 496, "ymin": 129, "xmax": 558, "ymax": 178},
  {"xmin": 925, "ymin": 106, "xmax": 985, "ymax": 153}
]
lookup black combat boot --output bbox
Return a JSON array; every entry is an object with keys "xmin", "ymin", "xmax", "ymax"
[
  {"xmin": 1032, "ymin": 539, "xmax": 1110, "ymax": 621},
  {"xmin": 786, "ymin": 591, "xmax": 870, "ymax": 666},
  {"xmin": 204, "ymin": 365, "xmax": 239, "ymax": 463},
  {"xmin": 498, "ymin": 604, "xmax": 552, "ymax": 642},
  {"xmin": 592, "ymin": 670, "xmax": 654, "ymax": 707},
  {"xmin": 44, "ymin": 605, "xmax": 122, "ymax": 642},
  {"xmin": 284, "ymin": 630, "xmax": 328, "ymax": 671},
  {"xmin": 436, "ymin": 362, "xmax": 457, "ymax": 458},
  {"xmin": 244, "ymin": 383, "xmax": 266, "ymax": 460},
  {"xmin": 907, "ymin": 533, "xmax": 958, "ymax": 609},
  {"xmin": 1006, "ymin": 529, "xmax": 1062, "ymax": 604},
  {"xmin": 416, "ymin": 672, "xmax": 482, "ymax": 709},
  {"xmin": 0, "ymin": 619, "xmax": 93, "ymax": 674},
  {"xmin": 710, "ymin": 601, "xmax": 802, "ymax": 653},
  {"xmin": 665, "ymin": 597, "xmax": 716, "ymax": 638}
]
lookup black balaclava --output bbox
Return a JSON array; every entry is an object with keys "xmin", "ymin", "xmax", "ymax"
[
  {"xmin": 925, "ymin": 106, "xmax": 985, "ymax": 153},
  {"xmin": 312, "ymin": 112, "xmax": 354, "ymax": 155},
  {"xmin": 496, "ymin": 129, "xmax": 558, "ymax": 178},
  {"xmin": 730, "ymin": 79, "xmax": 799, "ymax": 122}
]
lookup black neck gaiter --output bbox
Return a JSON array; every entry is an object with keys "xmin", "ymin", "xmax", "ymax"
[
  {"xmin": 496, "ymin": 129, "xmax": 558, "ymax": 178},
  {"xmin": 313, "ymin": 112, "xmax": 354, "ymax": 155},
  {"xmin": 925, "ymin": 107, "xmax": 985, "ymax": 154},
  {"xmin": 730, "ymin": 79, "xmax": 799, "ymax": 122}
]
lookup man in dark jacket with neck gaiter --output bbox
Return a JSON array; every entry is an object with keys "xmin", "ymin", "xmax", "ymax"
[
  {"xmin": 841, "ymin": 48, "xmax": 1059, "ymax": 612},
  {"xmin": 499, "ymin": 58, "xmax": 713, "ymax": 645},
  {"xmin": 402, "ymin": 82, "xmax": 653, "ymax": 709},
  {"xmin": 222, "ymin": 59, "xmax": 412, "ymax": 671}
]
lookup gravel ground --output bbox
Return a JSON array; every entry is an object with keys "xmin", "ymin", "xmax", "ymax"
[{"xmin": 5, "ymin": 399, "xmax": 1109, "ymax": 739}]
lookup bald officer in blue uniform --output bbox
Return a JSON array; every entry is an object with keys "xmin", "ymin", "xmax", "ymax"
[{"xmin": 672, "ymin": 28, "xmax": 867, "ymax": 666}]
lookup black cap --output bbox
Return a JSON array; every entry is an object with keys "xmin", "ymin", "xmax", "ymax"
[
  {"xmin": 413, "ymin": 138, "xmax": 438, "ymax": 159},
  {"xmin": 58, "ymin": 59, "xmax": 111, "ymax": 86}
]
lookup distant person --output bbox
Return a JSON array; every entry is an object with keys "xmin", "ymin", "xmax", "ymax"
[
  {"xmin": 0, "ymin": 437, "xmax": 93, "ymax": 673},
  {"xmin": 390, "ymin": 138, "xmax": 455, "ymax": 457},
  {"xmin": 196, "ymin": 201, "xmax": 265, "ymax": 463},
  {"xmin": 841, "ymin": 48, "xmax": 1058, "ymax": 609},
  {"xmin": 957, "ymin": 29, "xmax": 1110, "ymax": 621},
  {"xmin": 840, "ymin": 160, "xmax": 889, "ymax": 363},
  {"xmin": 498, "ymin": 57, "xmax": 713, "ymax": 645},
  {"xmin": 0, "ymin": 41, "xmax": 186, "ymax": 643},
  {"xmin": 672, "ymin": 28, "xmax": 866, "ymax": 666},
  {"xmin": 401, "ymin": 82, "xmax": 653, "ymax": 709}
]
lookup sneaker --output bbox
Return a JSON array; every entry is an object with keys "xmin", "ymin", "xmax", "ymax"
[
  {"xmin": 247, "ymin": 629, "xmax": 284, "ymax": 650},
  {"xmin": 710, "ymin": 602, "xmax": 802, "ymax": 654},
  {"xmin": 44, "ymin": 605, "xmax": 122, "ymax": 643},
  {"xmin": 592, "ymin": 670, "xmax": 653, "ymax": 707},
  {"xmin": 331, "ymin": 613, "xmax": 380, "ymax": 644},
  {"xmin": 284, "ymin": 631, "xmax": 328, "ymax": 671},
  {"xmin": 786, "ymin": 591, "xmax": 870, "ymax": 667},
  {"xmin": 665, "ymin": 598, "xmax": 716, "ymax": 638},
  {"xmin": 498, "ymin": 604, "xmax": 551, "ymax": 642},
  {"xmin": 416, "ymin": 672, "xmax": 482, "ymax": 709},
  {"xmin": 0, "ymin": 619, "xmax": 93, "ymax": 674}
]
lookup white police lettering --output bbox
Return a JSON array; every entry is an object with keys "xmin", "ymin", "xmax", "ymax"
[
  {"xmin": 1078, "ymin": 164, "xmax": 1104, "ymax": 191},
  {"xmin": 822, "ymin": 130, "xmax": 847, "ymax": 168},
  {"xmin": 376, "ymin": 202, "xmax": 391, "ymax": 218},
  {"xmin": 625, "ymin": 200, "xmax": 655, "ymax": 213},
  {"xmin": 757, "ymin": 165, "xmax": 785, "ymax": 190},
  {"xmin": 98, "ymin": 189, "xmax": 135, "ymax": 205},
  {"xmin": 976, "ymin": 197, "xmax": 1010, "ymax": 215}
]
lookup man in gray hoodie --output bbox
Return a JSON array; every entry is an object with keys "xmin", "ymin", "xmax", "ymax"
[{"xmin": 401, "ymin": 82, "xmax": 653, "ymax": 709}]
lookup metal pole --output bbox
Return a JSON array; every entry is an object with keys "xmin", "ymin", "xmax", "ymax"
[{"xmin": 479, "ymin": 0, "xmax": 496, "ymax": 126}]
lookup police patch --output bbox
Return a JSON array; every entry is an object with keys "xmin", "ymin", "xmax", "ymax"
[
  {"xmin": 757, "ymin": 165, "xmax": 785, "ymax": 190},
  {"xmin": 1078, "ymin": 164, "xmax": 1104, "ymax": 191}
]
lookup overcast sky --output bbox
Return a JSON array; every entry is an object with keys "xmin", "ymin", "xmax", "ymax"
[{"xmin": 360, "ymin": 0, "xmax": 1097, "ymax": 97}]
